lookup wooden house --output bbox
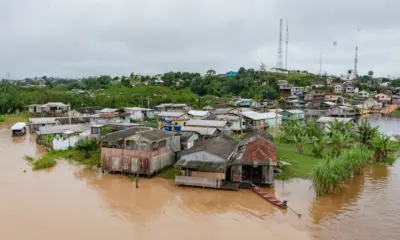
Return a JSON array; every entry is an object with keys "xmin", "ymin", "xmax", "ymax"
[
  {"xmin": 282, "ymin": 109, "xmax": 305, "ymax": 120},
  {"xmin": 179, "ymin": 131, "xmax": 200, "ymax": 150},
  {"xmin": 180, "ymin": 126, "xmax": 221, "ymax": 140},
  {"xmin": 215, "ymin": 115, "xmax": 245, "ymax": 132},
  {"xmin": 28, "ymin": 102, "xmax": 70, "ymax": 116},
  {"xmin": 156, "ymin": 111, "xmax": 189, "ymax": 127},
  {"xmin": 230, "ymin": 134, "xmax": 277, "ymax": 185},
  {"xmin": 101, "ymin": 128, "xmax": 180, "ymax": 176},
  {"xmin": 174, "ymin": 137, "xmax": 238, "ymax": 189},
  {"xmin": 327, "ymin": 105, "xmax": 356, "ymax": 117},
  {"xmin": 277, "ymin": 80, "xmax": 292, "ymax": 93}
]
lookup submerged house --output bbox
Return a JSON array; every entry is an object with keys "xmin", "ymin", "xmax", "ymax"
[
  {"xmin": 101, "ymin": 128, "xmax": 180, "ymax": 176},
  {"xmin": 174, "ymin": 137, "xmax": 238, "ymax": 189},
  {"xmin": 230, "ymin": 135, "xmax": 277, "ymax": 185},
  {"xmin": 327, "ymin": 105, "xmax": 356, "ymax": 117},
  {"xmin": 29, "ymin": 117, "xmax": 59, "ymax": 133},
  {"xmin": 36, "ymin": 124, "xmax": 91, "ymax": 150}
]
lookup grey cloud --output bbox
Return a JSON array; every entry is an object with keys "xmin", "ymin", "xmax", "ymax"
[{"xmin": 0, "ymin": 0, "xmax": 399, "ymax": 78}]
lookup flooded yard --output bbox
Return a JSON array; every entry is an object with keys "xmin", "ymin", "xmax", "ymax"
[{"xmin": 0, "ymin": 116, "xmax": 399, "ymax": 240}]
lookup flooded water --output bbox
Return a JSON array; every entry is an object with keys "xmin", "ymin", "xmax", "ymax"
[{"xmin": 0, "ymin": 117, "xmax": 399, "ymax": 240}]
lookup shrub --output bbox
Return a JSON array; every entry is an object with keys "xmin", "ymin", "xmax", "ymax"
[{"xmin": 33, "ymin": 155, "xmax": 57, "ymax": 170}]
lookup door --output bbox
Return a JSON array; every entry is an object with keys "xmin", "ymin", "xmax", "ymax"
[
  {"xmin": 111, "ymin": 156, "xmax": 121, "ymax": 171},
  {"xmin": 131, "ymin": 157, "xmax": 139, "ymax": 173}
]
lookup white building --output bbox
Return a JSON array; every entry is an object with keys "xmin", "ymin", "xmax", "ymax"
[{"xmin": 334, "ymin": 84, "xmax": 343, "ymax": 94}]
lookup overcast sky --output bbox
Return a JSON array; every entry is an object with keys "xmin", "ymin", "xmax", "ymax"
[{"xmin": 1, "ymin": 0, "xmax": 398, "ymax": 79}]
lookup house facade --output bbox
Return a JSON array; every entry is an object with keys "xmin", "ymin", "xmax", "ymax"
[
  {"xmin": 358, "ymin": 90, "xmax": 370, "ymax": 98},
  {"xmin": 28, "ymin": 102, "xmax": 70, "ymax": 116},
  {"xmin": 327, "ymin": 106, "xmax": 356, "ymax": 117},
  {"xmin": 277, "ymin": 80, "xmax": 292, "ymax": 93},
  {"xmin": 174, "ymin": 137, "xmax": 238, "ymax": 189},
  {"xmin": 282, "ymin": 109, "xmax": 305, "ymax": 120},
  {"xmin": 36, "ymin": 124, "xmax": 91, "ymax": 150},
  {"xmin": 333, "ymin": 84, "xmax": 343, "ymax": 94},
  {"xmin": 230, "ymin": 136, "xmax": 277, "ymax": 185},
  {"xmin": 101, "ymin": 128, "xmax": 180, "ymax": 176},
  {"xmin": 375, "ymin": 93, "xmax": 391, "ymax": 102},
  {"xmin": 187, "ymin": 110, "xmax": 210, "ymax": 120},
  {"xmin": 125, "ymin": 107, "xmax": 155, "ymax": 121}
]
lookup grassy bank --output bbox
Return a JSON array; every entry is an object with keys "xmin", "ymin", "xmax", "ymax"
[
  {"xmin": 0, "ymin": 113, "xmax": 31, "ymax": 126},
  {"xmin": 274, "ymin": 142, "xmax": 329, "ymax": 179},
  {"xmin": 158, "ymin": 167, "xmax": 180, "ymax": 179},
  {"xmin": 393, "ymin": 111, "xmax": 400, "ymax": 117},
  {"xmin": 25, "ymin": 149, "xmax": 100, "ymax": 170}
]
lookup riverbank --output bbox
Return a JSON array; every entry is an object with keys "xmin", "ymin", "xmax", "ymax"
[
  {"xmin": 0, "ymin": 113, "xmax": 30, "ymax": 126},
  {"xmin": 26, "ymin": 149, "xmax": 100, "ymax": 170}
]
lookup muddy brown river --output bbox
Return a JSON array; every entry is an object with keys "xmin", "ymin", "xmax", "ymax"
[{"xmin": 0, "ymin": 115, "xmax": 399, "ymax": 240}]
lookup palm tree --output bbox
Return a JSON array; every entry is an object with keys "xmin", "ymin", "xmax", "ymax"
[
  {"xmin": 355, "ymin": 120, "xmax": 379, "ymax": 147},
  {"xmin": 329, "ymin": 133, "xmax": 354, "ymax": 157},
  {"xmin": 294, "ymin": 131, "xmax": 308, "ymax": 154},
  {"xmin": 368, "ymin": 70, "xmax": 374, "ymax": 80},
  {"xmin": 311, "ymin": 136, "xmax": 326, "ymax": 158},
  {"xmin": 371, "ymin": 134, "xmax": 391, "ymax": 162}
]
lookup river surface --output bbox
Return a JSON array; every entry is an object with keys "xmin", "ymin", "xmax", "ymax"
[{"xmin": 0, "ymin": 117, "xmax": 399, "ymax": 240}]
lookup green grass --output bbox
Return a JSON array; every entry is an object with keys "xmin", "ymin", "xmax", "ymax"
[
  {"xmin": 0, "ymin": 115, "xmax": 4, "ymax": 122},
  {"xmin": 158, "ymin": 167, "xmax": 180, "ymax": 179},
  {"xmin": 28, "ymin": 149, "xmax": 100, "ymax": 170},
  {"xmin": 274, "ymin": 142, "xmax": 329, "ymax": 179},
  {"xmin": 33, "ymin": 155, "xmax": 57, "ymax": 170},
  {"xmin": 24, "ymin": 155, "xmax": 35, "ymax": 163},
  {"xmin": 393, "ymin": 111, "xmax": 400, "ymax": 117}
]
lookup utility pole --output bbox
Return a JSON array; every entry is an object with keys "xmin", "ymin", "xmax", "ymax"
[
  {"xmin": 354, "ymin": 46, "xmax": 358, "ymax": 80},
  {"xmin": 319, "ymin": 53, "xmax": 322, "ymax": 76},
  {"xmin": 147, "ymin": 96, "xmax": 151, "ymax": 109},
  {"xmin": 277, "ymin": 18, "xmax": 283, "ymax": 69},
  {"xmin": 285, "ymin": 20, "xmax": 289, "ymax": 70}
]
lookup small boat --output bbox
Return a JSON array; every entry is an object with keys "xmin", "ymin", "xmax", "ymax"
[
  {"xmin": 250, "ymin": 183, "xmax": 288, "ymax": 209},
  {"xmin": 11, "ymin": 122, "xmax": 27, "ymax": 136}
]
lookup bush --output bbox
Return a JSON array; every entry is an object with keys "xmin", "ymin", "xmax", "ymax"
[
  {"xmin": 0, "ymin": 115, "xmax": 4, "ymax": 122},
  {"xmin": 33, "ymin": 155, "xmax": 57, "ymax": 170},
  {"xmin": 311, "ymin": 147, "xmax": 372, "ymax": 195}
]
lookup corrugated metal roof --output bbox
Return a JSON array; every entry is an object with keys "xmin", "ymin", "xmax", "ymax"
[
  {"xmin": 242, "ymin": 138, "xmax": 277, "ymax": 165},
  {"xmin": 102, "ymin": 127, "xmax": 151, "ymax": 142},
  {"xmin": 212, "ymin": 108, "xmax": 233, "ymax": 115},
  {"xmin": 188, "ymin": 110, "xmax": 209, "ymax": 117},
  {"xmin": 176, "ymin": 137, "xmax": 238, "ymax": 168},
  {"xmin": 284, "ymin": 109, "xmax": 304, "ymax": 114},
  {"xmin": 185, "ymin": 119, "xmax": 227, "ymax": 128},
  {"xmin": 317, "ymin": 117, "xmax": 354, "ymax": 123},
  {"xmin": 215, "ymin": 115, "xmax": 240, "ymax": 121},
  {"xmin": 138, "ymin": 130, "xmax": 176, "ymax": 141},
  {"xmin": 180, "ymin": 126, "xmax": 218, "ymax": 136},
  {"xmin": 100, "ymin": 108, "xmax": 119, "ymax": 113},
  {"xmin": 37, "ymin": 124, "xmax": 90, "ymax": 135},
  {"xmin": 156, "ymin": 111, "xmax": 186, "ymax": 117},
  {"xmin": 29, "ymin": 118, "xmax": 58, "ymax": 124}
]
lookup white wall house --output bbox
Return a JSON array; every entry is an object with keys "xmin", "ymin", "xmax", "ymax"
[{"xmin": 334, "ymin": 84, "xmax": 343, "ymax": 93}]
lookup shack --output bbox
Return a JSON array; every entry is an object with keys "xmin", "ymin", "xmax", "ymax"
[
  {"xmin": 174, "ymin": 136, "xmax": 238, "ymax": 189},
  {"xmin": 124, "ymin": 107, "xmax": 155, "ymax": 121},
  {"xmin": 36, "ymin": 124, "xmax": 91, "ymax": 150},
  {"xmin": 70, "ymin": 106, "xmax": 101, "ymax": 117},
  {"xmin": 327, "ymin": 106, "xmax": 356, "ymax": 117},
  {"xmin": 101, "ymin": 128, "xmax": 180, "ymax": 176},
  {"xmin": 180, "ymin": 126, "xmax": 221, "ymax": 140},
  {"xmin": 230, "ymin": 135, "xmax": 277, "ymax": 185},
  {"xmin": 282, "ymin": 109, "xmax": 305, "ymax": 120},
  {"xmin": 187, "ymin": 110, "xmax": 210, "ymax": 120},
  {"xmin": 11, "ymin": 122, "xmax": 27, "ymax": 136}
]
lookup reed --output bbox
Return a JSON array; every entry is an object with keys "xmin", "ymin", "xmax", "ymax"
[
  {"xmin": 311, "ymin": 147, "xmax": 372, "ymax": 195},
  {"xmin": 32, "ymin": 155, "xmax": 57, "ymax": 170}
]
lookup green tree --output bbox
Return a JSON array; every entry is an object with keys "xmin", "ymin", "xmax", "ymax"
[{"xmin": 76, "ymin": 138, "xmax": 98, "ymax": 158}]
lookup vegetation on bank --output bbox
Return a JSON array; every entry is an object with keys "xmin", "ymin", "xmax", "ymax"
[
  {"xmin": 0, "ymin": 115, "xmax": 4, "ymax": 123},
  {"xmin": 25, "ymin": 139, "xmax": 100, "ymax": 170},
  {"xmin": 158, "ymin": 167, "xmax": 181, "ymax": 179},
  {"xmin": 276, "ymin": 118, "xmax": 400, "ymax": 195}
]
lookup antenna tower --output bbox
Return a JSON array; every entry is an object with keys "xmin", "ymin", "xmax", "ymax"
[
  {"xmin": 319, "ymin": 53, "xmax": 322, "ymax": 75},
  {"xmin": 354, "ymin": 46, "xmax": 358, "ymax": 79},
  {"xmin": 276, "ymin": 18, "xmax": 283, "ymax": 69},
  {"xmin": 285, "ymin": 20, "xmax": 289, "ymax": 70}
]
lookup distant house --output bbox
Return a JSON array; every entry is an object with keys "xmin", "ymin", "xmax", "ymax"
[
  {"xmin": 363, "ymin": 98, "xmax": 379, "ymax": 108},
  {"xmin": 175, "ymin": 136, "xmax": 238, "ymax": 189},
  {"xmin": 70, "ymin": 106, "xmax": 101, "ymax": 117},
  {"xmin": 225, "ymin": 71, "xmax": 238, "ymax": 77},
  {"xmin": 28, "ymin": 102, "xmax": 70, "ymax": 116},
  {"xmin": 203, "ymin": 104, "xmax": 231, "ymax": 111},
  {"xmin": 187, "ymin": 110, "xmax": 210, "ymax": 120},
  {"xmin": 317, "ymin": 117, "xmax": 355, "ymax": 131},
  {"xmin": 345, "ymin": 85, "xmax": 355, "ymax": 94},
  {"xmin": 230, "ymin": 135, "xmax": 277, "ymax": 185},
  {"xmin": 36, "ymin": 124, "xmax": 91, "ymax": 150},
  {"xmin": 180, "ymin": 126, "xmax": 221, "ymax": 140},
  {"xmin": 185, "ymin": 119, "xmax": 228, "ymax": 129},
  {"xmin": 179, "ymin": 131, "xmax": 200, "ymax": 150},
  {"xmin": 333, "ymin": 84, "xmax": 343, "ymax": 94},
  {"xmin": 277, "ymin": 80, "xmax": 292, "ymax": 93},
  {"xmin": 240, "ymin": 111, "xmax": 268, "ymax": 130},
  {"xmin": 211, "ymin": 107, "xmax": 234, "ymax": 116},
  {"xmin": 156, "ymin": 111, "xmax": 188, "ymax": 127},
  {"xmin": 29, "ymin": 117, "xmax": 59, "ymax": 133},
  {"xmin": 291, "ymin": 86, "xmax": 304, "ymax": 95},
  {"xmin": 327, "ymin": 106, "xmax": 356, "ymax": 117},
  {"xmin": 56, "ymin": 117, "xmax": 90, "ymax": 125},
  {"xmin": 311, "ymin": 82, "xmax": 325, "ymax": 88},
  {"xmin": 168, "ymin": 104, "xmax": 191, "ymax": 112},
  {"xmin": 325, "ymin": 95, "xmax": 345, "ymax": 105},
  {"xmin": 392, "ymin": 95, "xmax": 400, "ymax": 105},
  {"xmin": 358, "ymin": 91, "xmax": 370, "ymax": 98},
  {"xmin": 233, "ymin": 98, "xmax": 253, "ymax": 107},
  {"xmin": 90, "ymin": 109, "xmax": 130, "ymax": 125},
  {"xmin": 215, "ymin": 115, "xmax": 245, "ymax": 132},
  {"xmin": 282, "ymin": 109, "xmax": 305, "ymax": 120},
  {"xmin": 101, "ymin": 128, "xmax": 180, "ymax": 176},
  {"xmin": 125, "ymin": 107, "xmax": 155, "ymax": 121},
  {"xmin": 375, "ymin": 93, "xmax": 391, "ymax": 102}
]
